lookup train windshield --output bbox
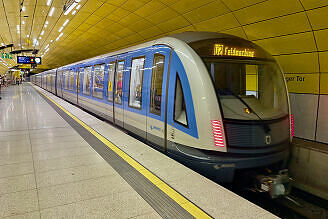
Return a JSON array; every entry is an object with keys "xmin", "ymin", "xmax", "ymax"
[{"xmin": 203, "ymin": 59, "xmax": 288, "ymax": 120}]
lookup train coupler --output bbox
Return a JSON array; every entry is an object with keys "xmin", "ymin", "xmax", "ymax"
[{"xmin": 255, "ymin": 169, "xmax": 292, "ymax": 199}]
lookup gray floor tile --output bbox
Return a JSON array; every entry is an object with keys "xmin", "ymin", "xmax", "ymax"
[
  {"xmin": 38, "ymin": 175, "xmax": 131, "ymax": 209},
  {"xmin": 0, "ymin": 144, "xmax": 32, "ymax": 155},
  {"xmin": 32, "ymin": 147, "xmax": 95, "ymax": 161},
  {"xmin": 0, "ymin": 174, "xmax": 36, "ymax": 195},
  {"xmin": 31, "ymin": 141, "xmax": 89, "ymax": 152},
  {"xmin": 0, "ymin": 153, "xmax": 33, "ymax": 165},
  {"xmin": 40, "ymin": 190, "xmax": 155, "ymax": 219},
  {"xmin": 0, "ymin": 162, "xmax": 34, "ymax": 179},
  {"xmin": 3, "ymin": 211, "xmax": 40, "ymax": 219},
  {"xmin": 34, "ymin": 153, "xmax": 106, "ymax": 173},
  {"xmin": 0, "ymin": 190, "xmax": 39, "ymax": 217},
  {"xmin": 30, "ymin": 135, "xmax": 84, "ymax": 145},
  {"xmin": 36, "ymin": 162, "xmax": 117, "ymax": 188}
]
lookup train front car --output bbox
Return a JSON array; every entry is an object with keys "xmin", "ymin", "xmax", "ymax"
[{"xmin": 165, "ymin": 33, "xmax": 292, "ymax": 195}]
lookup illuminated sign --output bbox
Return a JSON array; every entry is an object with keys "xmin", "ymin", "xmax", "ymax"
[
  {"xmin": 1, "ymin": 52, "xmax": 13, "ymax": 59},
  {"xmin": 214, "ymin": 44, "xmax": 255, "ymax": 58},
  {"xmin": 17, "ymin": 56, "xmax": 42, "ymax": 65}
]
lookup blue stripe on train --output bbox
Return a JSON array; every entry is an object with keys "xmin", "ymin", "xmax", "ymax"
[{"xmin": 56, "ymin": 45, "xmax": 198, "ymax": 139}]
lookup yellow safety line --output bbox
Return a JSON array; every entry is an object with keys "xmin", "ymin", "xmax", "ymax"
[{"xmin": 35, "ymin": 87, "xmax": 211, "ymax": 219}]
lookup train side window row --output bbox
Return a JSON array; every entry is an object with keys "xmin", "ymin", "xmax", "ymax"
[{"xmin": 55, "ymin": 53, "xmax": 187, "ymax": 126}]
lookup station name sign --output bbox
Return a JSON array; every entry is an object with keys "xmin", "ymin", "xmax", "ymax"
[
  {"xmin": 17, "ymin": 56, "xmax": 41, "ymax": 65},
  {"xmin": 213, "ymin": 44, "xmax": 255, "ymax": 58}
]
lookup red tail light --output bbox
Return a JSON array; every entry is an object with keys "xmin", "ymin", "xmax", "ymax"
[
  {"xmin": 211, "ymin": 120, "xmax": 225, "ymax": 147},
  {"xmin": 290, "ymin": 114, "xmax": 294, "ymax": 137}
]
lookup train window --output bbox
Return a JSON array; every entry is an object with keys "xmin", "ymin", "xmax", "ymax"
[
  {"xmin": 129, "ymin": 57, "xmax": 145, "ymax": 109},
  {"xmin": 107, "ymin": 62, "xmax": 116, "ymax": 102},
  {"xmin": 83, "ymin": 66, "xmax": 92, "ymax": 96},
  {"xmin": 92, "ymin": 64, "xmax": 105, "ymax": 99},
  {"xmin": 64, "ymin": 70, "xmax": 69, "ymax": 90},
  {"xmin": 150, "ymin": 54, "xmax": 165, "ymax": 116},
  {"xmin": 69, "ymin": 70, "xmax": 74, "ymax": 91},
  {"xmin": 114, "ymin": 61, "xmax": 124, "ymax": 104},
  {"xmin": 174, "ymin": 74, "xmax": 188, "ymax": 126}
]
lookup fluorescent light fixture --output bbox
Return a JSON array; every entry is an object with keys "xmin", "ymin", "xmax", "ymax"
[
  {"xmin": 50, "ymin": 40, "xmax": 53, "ymax": 42},
  {"xmin": 64, "ymin": 2, "xmax": 77, "ymax": 15},
  {"xmin": 63, "ymin": 19, "xmax": 69, "ymax": 26},
  {"xmin": 72, "ymin": 10, "xmax": 77, "ymax": 15},
  {"xmin": 44, "ymin": 24, "xmax": 48, "ymax": 28},
  {"xmin": 41, "ymin": 30, "xmax": 44, "ymax": 35},
  {"xmin": 76, "ymin": 4, "xmax": 81, "ymax": 10},
  {"xmin": 59, "ymin": 33, "xmax": 63, "ymax": 38},
  {"xmin": 17, "ymin": 25, "xmax": 19, "ymax": 30},
  {"xmin": 39, "ymin": 36, "xmax": 41, "ymax": 39},
  {"xmin": 47, "ymin": 0, "xmax": 52, "ymax": 6},
  {"xmin": 22, "ymin": 21, "xmax": 25, "ymax": 24},
  {"xmin": 45, "ymin": 21, "xmax": 49, "ymax": 25},
  {"xmin": 27, "ymin": 34, "xmax": 29, "ymax": 37},
  {"xmin": 22, "ymin": 6, "xmax": 26, "ymax": 11},
  {"xmin": 1, "ymin": 43, "xmax": 4, "ymax": 46},
  {"xmin": 58, "ymin": 26, "xmax": 63, "ymax": 32},
  {"xmin": 49, "ymin": 7, "xmax": 55, "ymax": 16},
  {"xmin": 45, "ymin": 44, "xmax": 49, "ymax": 49}
]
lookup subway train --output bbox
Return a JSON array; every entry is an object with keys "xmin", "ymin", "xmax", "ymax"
[{"xmin": 31, "ymin": 32, "xmax": 293, "ymax": 189}]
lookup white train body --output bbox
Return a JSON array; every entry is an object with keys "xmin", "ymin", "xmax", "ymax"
[{"xmin": 31, "ymin": 32, "xmax": 292, "ymax": 182}]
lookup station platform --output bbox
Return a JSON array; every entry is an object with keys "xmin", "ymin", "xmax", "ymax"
[{"xmin": 0, "ymin": 83, "xmax": 277, "ymax": 218}]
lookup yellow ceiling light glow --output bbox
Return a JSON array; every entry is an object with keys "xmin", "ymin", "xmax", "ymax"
[
  {"xmin": 63, "ymin": 19, "xmax": 69, "ymax": 26},
  {"xmin": 47, "ymin": 0, "xmax": 52, "ymax": 6},
  {"xmin": 49, "ymin": 7, "xmax": 55, "ymax": 16}
]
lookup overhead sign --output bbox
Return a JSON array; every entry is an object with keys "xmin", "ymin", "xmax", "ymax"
[
  {"xmin": 17, "ymin": 56, "xmax": 41, "ymax": 65},
  {"xmin": 213, "ymin": 44, "xmax": 255, "ymax": 58}
]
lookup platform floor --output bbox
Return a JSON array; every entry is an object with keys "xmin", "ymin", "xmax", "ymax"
[{"xmin": 0, "ymin": 84, "xmax": 276, "ymax": 218}]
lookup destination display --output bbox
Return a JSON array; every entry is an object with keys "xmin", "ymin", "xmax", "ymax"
[{"xmin": 17, "ymin": 56, "xmax": 41, "ymax": 65}]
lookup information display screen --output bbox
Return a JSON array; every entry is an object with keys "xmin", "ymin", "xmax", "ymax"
[
  {"xmin": 17, "ymin": 56, "xmax": 30, "ymax": 64},
  {"xmin": 17, "ymin": 56, "xmax": 42, "ymax": 65}
]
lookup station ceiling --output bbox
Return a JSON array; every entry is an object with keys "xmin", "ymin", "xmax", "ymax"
[{"xmin": 0, "ymin": 0, "xmax": 327, "ymax": 90}]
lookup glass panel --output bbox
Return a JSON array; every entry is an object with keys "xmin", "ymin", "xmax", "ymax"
[
  {"xmin": 69, "ymin": 70, "xmax": 74, "ymax": 91},
  {"xmin": 64, "ymin": 70, "xmax": 69, "ymax": 90},
  {"xmin": 83, "ymin": 66, "xmax": 92, "ymax": 96},
  {"xmin": 174, "ymin": 74, "xmax": 187, "ymax": 126},
  {"xmin": 92, "ymin": 64, "xmax": 105, "ymax": 99},
  {"xmin": 77, "ymin": 68, "xmax": 82, "ymax": 93},
  {"xmin": 107, "ymin": 62, "xmax": 116, "ymax": 102},
  {"xmin": 114, "ymin": 61, "xmax": 124, "ymax": 104},
  {"xmin": 129, "ymin": 57, "xmax": 145, "ymax": 109},
  {"xmin": 150, "ymin": 54, "xmax": 165, "ymax": 116},
  {"xmin": 203, "ymin": 60, "xmax": 288, "ymax": 120}
]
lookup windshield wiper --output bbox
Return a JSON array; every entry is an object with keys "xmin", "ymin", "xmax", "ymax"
[{"xmin": 223, "ymin": 89, "xmax": 262, "ymax": 121}]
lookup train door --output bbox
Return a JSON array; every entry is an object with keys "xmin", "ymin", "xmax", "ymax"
[
  {"xmin": 124, "ymin": 51, "xmax": 151, "ymax": 139},
  {"xmin": 113, "ymin": 55, "xmax": 127, "ymax": 127},
  {"xmin": 166, "ymin": 52, "xmax": 199, "ymax": 149},
  {"xmin": 56, "ymin": 70, "xmax": 61, "ymax": 96},
  {"xmin": 146, "ymin": 46, "xmax": 172, "ymax": 150},
  {"xmin": 105, "ymin": 57, "xmax": 117, "ymax": 122}
]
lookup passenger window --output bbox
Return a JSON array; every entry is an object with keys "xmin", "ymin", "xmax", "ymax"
[
  {"xmin": 129, "ymin": 57, "xmax": 145, "ymax": 109},
  {"xmin": 69, "ymin": 70, "xmax": 74, "ymax": 91},
  {"xmin": 107, "ymin": 62, "xmax": 116, "ymax": 102},
  {"xmin": 114, "ymin": 61, "xmax": 124, "ymax": 104},
  {"xmin": 64, "ymin": 70, "xmax": 69, "ymax": 90},
  {"xmin": 93, "ymin": 64, "xmax": 105, "ymax": 99},
  {"xmin": 150, "ymin": 54, "xmax": 165, "ymax": 116},
  {"xmin": 174, "ymin": 74, "xmax": 188, "ymax": 126},
  {"xmin": 83, "ymin": 66, "xmax": 92, "ymax": 96}
]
